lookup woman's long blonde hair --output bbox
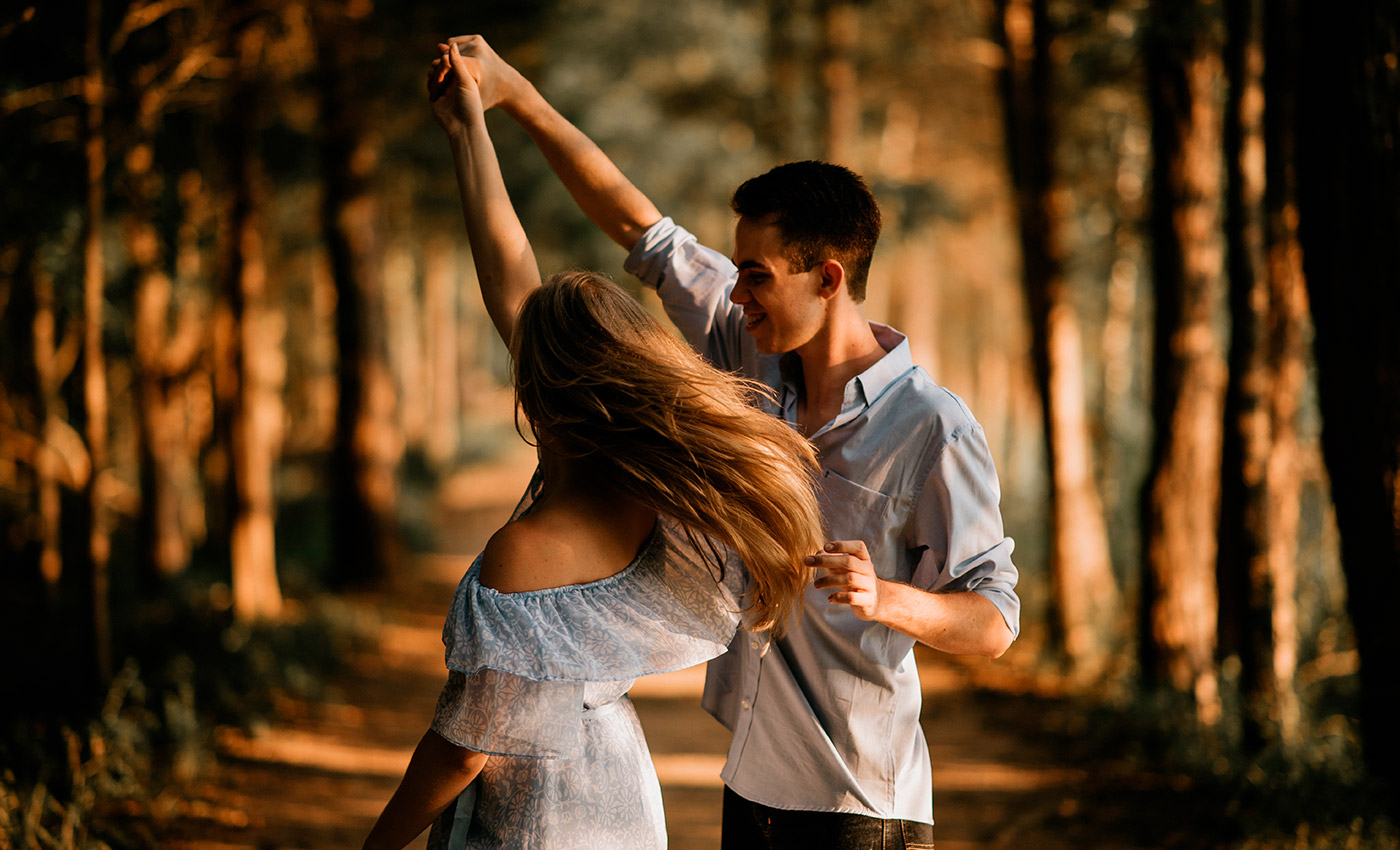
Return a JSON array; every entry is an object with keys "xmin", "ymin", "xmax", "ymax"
[{"xmin": 511, "ymin": 270, "xmax": 824, "ymax": 635}]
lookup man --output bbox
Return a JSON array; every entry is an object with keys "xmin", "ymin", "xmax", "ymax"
[{"xmin": 444, "ymin": 35, "xmax": 1021, "ymax": 849}]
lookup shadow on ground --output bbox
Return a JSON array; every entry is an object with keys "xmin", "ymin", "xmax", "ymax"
[{"xmin": 154, "ymin": 449, "xmax": 1231, "ymax": 850}]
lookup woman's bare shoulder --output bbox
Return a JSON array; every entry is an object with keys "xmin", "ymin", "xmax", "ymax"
[{"xmin": 478, "ymin": 518, "xmax": 564, "ymax": 593}]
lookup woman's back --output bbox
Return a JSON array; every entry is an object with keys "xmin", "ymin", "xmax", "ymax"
[
  {"xmin": 477, "ymin": 481, "xmax": 658, "ymax": 594},
  {"xmin": 429, "ymin": 503, "xmax": 747, "ymax": 850}
]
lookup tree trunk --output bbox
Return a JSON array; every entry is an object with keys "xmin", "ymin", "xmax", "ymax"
[
  {"xmin": 995, "ymin": 0, "xmax": 1118, "ymax": 678},
  {"xmin": 821, "ymin": 1, "xmax": 860, "ymax": 166},
  {"xmin": 1295, "ymin": 0, "xmax": 1400, "ymax": 808},
  {"xmin": 764, "ymin": 0, "xmax": 822, "ymax": 160},
  {"xmin": 224, "ymin": 15, "xmax": 283, "ymax": 621},
  {"xmin": 1143, "ymin": 0, "xmax": 1228, "ymax": 726},
  {"xmin": 128, "ymin": 136, "xmax": 195, "ymax": 581},
  {"xmin": 423, "ymin": 236, "xmax": 459, "ymax": 467},
  {"xmin": 80, "ymin": 0, "xmax": 112, "ymax": 695},
  {"xmin": 314, "ymin": 0, "xmax": 401, "ymax": 586},
  {"xmin": 1222, "ymin": 0, "xmax": 1307, "ymax": 753},
  {"xmin": 31, "ymin": 250, "xmax": 63, "ymax": 592}
]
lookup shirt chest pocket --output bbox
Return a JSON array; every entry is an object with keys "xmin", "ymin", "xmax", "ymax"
[{"xmin": 817, "ymin": 469, "xmax": 893, "ymax": 579}]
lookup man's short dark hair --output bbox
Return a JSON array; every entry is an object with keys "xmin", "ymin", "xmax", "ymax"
[{"xmin": 730, "ymin": 161, "xmax": 882, "ymax": 303}]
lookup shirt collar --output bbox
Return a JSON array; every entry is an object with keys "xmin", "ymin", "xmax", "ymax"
[{"xmin": 777, "ymin": 322, "xmax": 914, "ymax": 434}]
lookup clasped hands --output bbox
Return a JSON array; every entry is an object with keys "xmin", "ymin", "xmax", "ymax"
[{"xmin": 427, "ymin": 35, "xmax": 529, "ymax": 128}]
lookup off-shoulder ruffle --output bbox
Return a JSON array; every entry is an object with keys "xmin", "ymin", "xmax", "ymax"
[{"xmin": 441, "ymin": 516, "xmax": 745, "ymax": 684}]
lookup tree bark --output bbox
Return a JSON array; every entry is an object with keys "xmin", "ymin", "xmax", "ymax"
[
  {"xmin": 224, "ymin": 13, "xmax": 283, "ymax": 621},
  {"xmin": 80, "ymin": 0, "xmax": 112, "ymax": 695},
  {"xmin": 31, "ymin": 250, "xmax": 63, "ymax": 592},
  {"xmin": 128, "ymin": 136, "xmax": 199, "ymax": 581},
  {"xmin": 995, "ymin": 0, "xmax": 1119, "ymax": 678},
  {"xmin": 1295, "ymin": 0, "xmax": 1400, "ymax": 807},
  {"xmin": 314, "ymin": 0, "xmax": 401, "ymax": 586},
  {"xmin": 1222, "ymin": 0, "xmax": 1307, "ymax": 752},
  {"xmin": 764, "ymin": 0, "xmax": 822, "ymax": 160},
  {"xmin": 1143, "ymin": 0, "xmax": 1228, "ymax": 726},
  {"xmin": 821, "ymin": 1, "xmax": 860, "ymax": 166},
  {"xmin": 423, "ymin": 236, "xmax": 459, "ymax": 467}
]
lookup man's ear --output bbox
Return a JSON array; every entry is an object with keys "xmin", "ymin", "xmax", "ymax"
[{"xmin": 817, "ymin": 259, "xmax": 846, "ymax": 301}]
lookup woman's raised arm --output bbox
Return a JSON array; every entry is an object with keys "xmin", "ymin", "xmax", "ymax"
[{"xmin": 428, "ymin": 42, "xmax": 539, "ymax": 345}]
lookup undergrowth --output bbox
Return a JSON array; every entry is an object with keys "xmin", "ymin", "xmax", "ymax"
[{"xmin": 0, "ymin": 590, "xmax": 372, "ymax": 850}]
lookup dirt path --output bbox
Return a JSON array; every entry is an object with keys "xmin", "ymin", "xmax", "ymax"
[{"xmin": 157, "ymin": 449, "xmax": 1221, "ymax": 850}]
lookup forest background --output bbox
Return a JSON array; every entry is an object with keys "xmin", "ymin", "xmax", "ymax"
[{"xmin": 1, "ymin": 0, "xmax": 1398, "ymax": 847}]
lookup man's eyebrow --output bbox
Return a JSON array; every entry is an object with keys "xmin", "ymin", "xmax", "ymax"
[{"xmin": 735, "ymin": 259, "xmax": 768, "ymax": 271}]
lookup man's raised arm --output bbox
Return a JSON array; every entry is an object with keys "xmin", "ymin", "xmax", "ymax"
[{"xmin": 449, "ymin": 35, "xmax": 662, "ymax": 252}]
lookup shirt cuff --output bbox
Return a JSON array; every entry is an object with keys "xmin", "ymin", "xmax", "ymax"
[{"xmin": 624, "ymin": 216, "xmax": 688, "ymax": 289}]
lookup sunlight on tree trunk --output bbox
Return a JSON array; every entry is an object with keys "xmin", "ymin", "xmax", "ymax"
[
  {"xmin": 822, "ymin": 2, "xmax": 859, "ymax": 167},
  {"xmin": 81, "ymin": 0, "xmax": 112, "ymax": 693},
  {"xmin": 1223, "ymin": 0, "xmax": 1305, "ymax": 752},
  {"xmin": 32, "ymin": 253, "xmax": 63, "ymax": 590},
  {"xmin": 129, "ymin": 138, "xmax": 199, "ymax": 580},
  {"xmin": 1145, "ymin": 1, "xmax": 1227, "ymax": 727},
  {"xmin": 995, "ymin": 0, "xmax": 1118, "ymax": 679},
  {"xmin": 226, "ymin": 17, "xmax": 283, "ymax": 621},
  {"xmin": 423, "ymin": 236, "xmax": 460, "ymax": 467}
]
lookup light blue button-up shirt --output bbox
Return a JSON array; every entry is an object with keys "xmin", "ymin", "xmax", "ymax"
[{"xmin": 625, "ymin": 217, "xmax": 1021, "ymax": 824}]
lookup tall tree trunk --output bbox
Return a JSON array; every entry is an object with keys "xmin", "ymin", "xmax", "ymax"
[
  {"xmin": 821, "ymin": 1, "xmax": 860, "ymax": 166},
  {"xmin": 995, "ymin": 0, "xmax": 1118, "ymax": 678},
  {"xmin": 764, "ymin": 0, "xmax": 822, "ymax": 160},
  {"xmin": 224, "ymin": 14, "xmax": 283, "ymax": 621},
  {"xmin": 1222, "ymin": 0, "xmax": 1307, "ymax": 753},
  {"xmin": 1143, "ymin": 0, "xmax": 1228, "ymax": 726},
  {"xmin": 423, "ymin": 236, "xmax": 459, "ymax": 467},
  {"xmin": 31, "ymin": 251, "xmax": 63, "ymax": 592},
  {"xmin": 314, "ymin": 0, "xmax": 400, "ymax": 586},
  {"xmin": 1295, "ymin": 0, "xmax": 1400, "ymax": 808},
  {"xmin": 80, "ymin": 0, "xmax": 112, "ymax": 695},
  {"xmin": 128, "ymin": 136, "xmax": 195, "ymax": 581}
]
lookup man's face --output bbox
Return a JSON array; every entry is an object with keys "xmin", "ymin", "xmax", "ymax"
[{"xmin": 730, "ymin": 216, "xmax": 827, "ymax": 355}]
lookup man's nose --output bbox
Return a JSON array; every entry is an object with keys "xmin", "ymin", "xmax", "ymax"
[{"xmin": 729, "ymin": 280, "xmax": 751, "ymax": 304}]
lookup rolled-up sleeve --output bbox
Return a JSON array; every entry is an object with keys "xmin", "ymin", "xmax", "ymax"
[
  {"xmin": 909, "ymin": 423, "xmax": 1021, "ymax": 638},
  {"xmin": 624, "ymin": 217, "xmax": 747, "ymax": 371}
]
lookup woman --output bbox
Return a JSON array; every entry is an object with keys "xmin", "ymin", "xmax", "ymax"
[{"xmin": 361, "ymin": 43, "xmax": 824, "ymax": 850}]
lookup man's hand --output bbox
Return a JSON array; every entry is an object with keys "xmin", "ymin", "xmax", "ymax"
[
  {"xmin": 439, "ymin": 35, "xmax": 531, "ymax": 114},
  {"xmin": 810, "ymin": 540, "xmax": 883, "ymax": 621}
]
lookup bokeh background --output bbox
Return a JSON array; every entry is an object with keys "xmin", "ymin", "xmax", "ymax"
[{"xmin": 2, "ymin": 0, "xmax": 1398, "ymax": 847}]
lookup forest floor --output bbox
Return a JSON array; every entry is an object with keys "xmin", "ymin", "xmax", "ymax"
[{"xmin": 150, "ymin": 443, "xmax": 1242, "ymax": 850}]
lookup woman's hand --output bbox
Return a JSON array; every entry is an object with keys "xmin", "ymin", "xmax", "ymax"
[{"xmin": 427, "ymin": 43, "xmax": 483, "ymax": 136}]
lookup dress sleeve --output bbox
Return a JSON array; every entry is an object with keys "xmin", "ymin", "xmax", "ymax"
[
  {"xmin": 623, "ymin": 217, "xmax": 748, "ymax": 371},
  {"xmin": 908, "ymin": 422, "xmax": 1022, "ymax": 638},
  {"xmin": 430, "ymin": 669, "xmax": 585, "ymax": 759}
]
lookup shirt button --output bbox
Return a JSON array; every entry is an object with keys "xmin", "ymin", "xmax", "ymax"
[
  {"xmin": 750, "ymin": 639, "xmax": 760, "ymax": 650},
  {"xmin": 741, "ymin": 699, "xmax": 751, "ymax": 710}
]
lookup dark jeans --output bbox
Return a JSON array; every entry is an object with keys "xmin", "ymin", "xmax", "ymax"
[{"xmin": 720, "ymin": 786, "xmax": 935, "ymax": 850}]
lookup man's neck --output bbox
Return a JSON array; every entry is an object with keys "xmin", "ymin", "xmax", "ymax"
[{"xmin": 792, "ymin": 308, "xmax": 886, "ymax": 435}]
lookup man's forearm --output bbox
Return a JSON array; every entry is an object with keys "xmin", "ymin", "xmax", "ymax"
[
  {"xmin": 502, "ymin": 83, "xmax": 662, "ymax": 251},
  {"xmin": 874, "ymin": 581, "xmax": 1015, "ymax": 658}
]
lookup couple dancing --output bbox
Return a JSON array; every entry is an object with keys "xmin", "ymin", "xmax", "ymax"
[{"xmin": 364, "ymin": 35, "xmax": 1021, "ymax": 850}]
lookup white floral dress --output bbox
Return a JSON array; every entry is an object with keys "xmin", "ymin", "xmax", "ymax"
[{"xmin": 427, "ymin": 482, "xmax": 744, "ymax": 850}]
